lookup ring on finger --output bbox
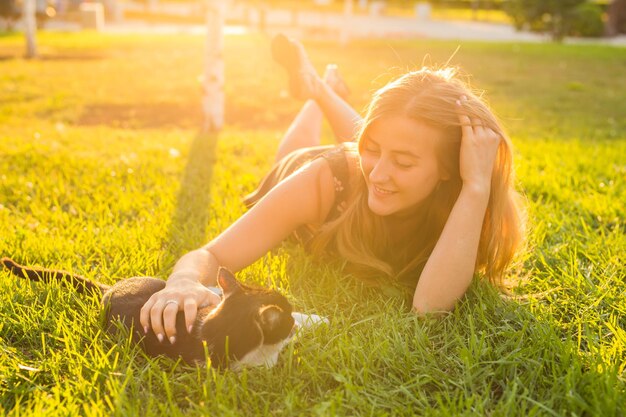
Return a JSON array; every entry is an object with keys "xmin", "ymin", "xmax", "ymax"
[{"xmin": 164, "ymin": 300, "xmax": 179, "ymax": 308}]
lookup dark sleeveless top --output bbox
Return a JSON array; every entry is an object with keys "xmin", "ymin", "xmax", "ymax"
[{"xmin": 243, "ymin": 142, "xmax": 356, "ymax": 243}]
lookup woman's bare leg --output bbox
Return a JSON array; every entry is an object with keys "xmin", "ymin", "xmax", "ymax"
[
  {"xmin": 274, "ymin": 65, "xmax": 358, "ymax": 161},
  {"xmin": 312, "ymin": 67, "xmax": 363, "ymax": 143},
  {"xmin": 274, "ymin": 100, "xmax": 323, "ymax": 162},
  {"xmin": 272, "ymin": 35, "xmax": 363, "ymax": 161}
]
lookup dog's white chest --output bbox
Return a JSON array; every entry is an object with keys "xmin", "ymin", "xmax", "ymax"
[{"xmin": 233, "ymin": 341, "xmax": 287, "ymax": 370}]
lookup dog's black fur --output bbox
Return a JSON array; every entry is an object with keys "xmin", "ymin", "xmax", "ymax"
[{"xmin": 1, "ymin": 257, "xmax": 295, "ymax": 367}]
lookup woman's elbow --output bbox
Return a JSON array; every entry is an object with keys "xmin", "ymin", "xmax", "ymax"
[{"xmin": 411, "ymin": 298, "xmax": 455, "ymax": 317}]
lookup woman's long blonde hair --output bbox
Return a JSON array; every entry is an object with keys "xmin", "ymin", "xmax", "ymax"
[{"xmin": 309, "ymin": 67, "xmax": 525, "ymax": 287}]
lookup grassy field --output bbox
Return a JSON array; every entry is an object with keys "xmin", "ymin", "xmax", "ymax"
[{"xmin": 0, "ymin": 32, "xmax": 625, "ymax": 416}]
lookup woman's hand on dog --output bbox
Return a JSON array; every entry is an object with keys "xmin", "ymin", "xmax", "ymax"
[{"xmin": 140, "ymin": 279, "xmax": 221, "ymax": 344}]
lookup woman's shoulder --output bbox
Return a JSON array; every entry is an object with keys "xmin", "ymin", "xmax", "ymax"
[
  {"xmin": 320, "ymin": 141, "xmax": 359, "ymax": 176},
  {"xmin": 316, "ymin": 142, "xmax": 361, "ymax": 220},
  {"xmin": 293, "ymin": 143, "xmax": 356, "ymax": 223}
]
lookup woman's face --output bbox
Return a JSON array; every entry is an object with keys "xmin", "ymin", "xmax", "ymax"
[{"xmin": 359, "ymin": 115, "xmax": 447, "ymax": 217}]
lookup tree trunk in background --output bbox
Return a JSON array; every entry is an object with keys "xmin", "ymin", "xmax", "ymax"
[
  {"xmin": 23, "ymin": 0, "xmax": 37, "ymax": 58},
  {"xmin": 203, "ymin": 0, "xmax": 225, "ymax": 132},
  {"xmin": 606, "ymin": 0, "xmax": 626, "ymax": 36}
]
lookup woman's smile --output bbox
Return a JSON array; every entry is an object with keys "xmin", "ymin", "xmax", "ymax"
[{"xmin": 372, "ymin": 184, "xmax": 396, "ymax": 197}]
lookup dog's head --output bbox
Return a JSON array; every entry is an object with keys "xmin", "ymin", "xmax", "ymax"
[{"xmin": 199, "ymin": 268, "xmax": 295, "ymax": 367}]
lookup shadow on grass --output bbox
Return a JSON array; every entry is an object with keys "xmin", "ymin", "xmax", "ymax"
[
  {"xmin": 38, "ymin": 54, "xmax": 105, "ymax": 61},
  {"xmin": 76, "ymin": 102, "xmax": 292, "ymax": 130},
  {"xmin": 0, "ymin": 53, "xmax": 104, "ymax": 61},
  {"xmin": 76, "ymin": 103, "xmax": 202, "ymax": 129},
  {"xmin": 162, "ymin": 131, "xmax": 218, "ymax": 263}
]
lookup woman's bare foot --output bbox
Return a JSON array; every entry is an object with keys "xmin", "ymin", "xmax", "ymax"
[
  {"xmin": 323, "ymin": 64, "xmax": 351, "ymax": 100},
  {"xmin": 271, "ymin": 34, "xmax": 323, "ymax": 100}
]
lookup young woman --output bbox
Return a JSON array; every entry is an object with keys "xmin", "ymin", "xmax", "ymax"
[{"xmin": 140, "ymin": 35, "xmax": 525, "ymax": 345}]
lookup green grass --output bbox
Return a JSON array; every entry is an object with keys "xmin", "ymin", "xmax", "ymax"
[{"xmin": 1, "ymin": 32, "xmax": 625, "ymax": 416}]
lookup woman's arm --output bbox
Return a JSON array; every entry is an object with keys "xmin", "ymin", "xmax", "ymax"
[
  {"xmin": 412, "ymin": 186, "xmax": 489, "ymax": 314},
  {"xmin": 412, "ymin": 99, "xmax": 501, "ymax": 314},
  {"xmin": 140, "ymin": 158, "xmax": 336, "ymax": 343}
]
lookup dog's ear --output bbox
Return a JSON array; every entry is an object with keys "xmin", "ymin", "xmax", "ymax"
[
  {"xmin": 217, "ymin": 267, "xmax": 241, "ymax": 296},
  {"xmin": 258, "ymin": 305, "xmax": 284, "ymax": 331}
]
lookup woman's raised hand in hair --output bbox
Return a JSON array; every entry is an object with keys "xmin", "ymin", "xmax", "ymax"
[{"xmin": 456, "ymin": 96, "xmax": 502, "ymax": 194}]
